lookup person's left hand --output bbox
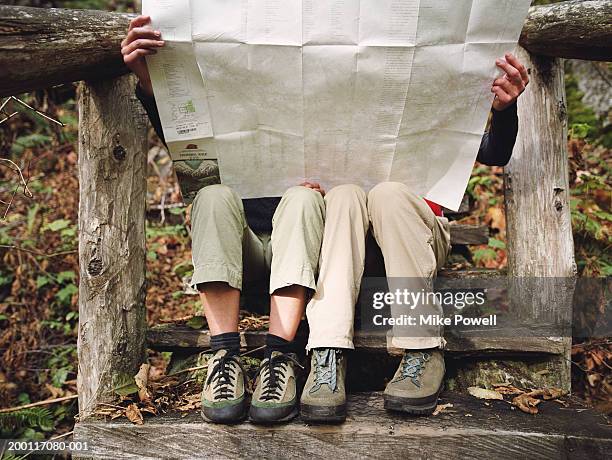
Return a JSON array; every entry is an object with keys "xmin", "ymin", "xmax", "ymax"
[
  {"xmin": 300, "ymin": 181, "xmax": 325, "ymax": 197},
  {"xmin": 492, "ymin": 53, "xmax": 529, "ymax": 111}
]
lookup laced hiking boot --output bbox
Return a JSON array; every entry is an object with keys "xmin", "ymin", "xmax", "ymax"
[
  {"xmin": 249, "ymin": 351, "xmax": 302, "ymax": 423},
  {"xmin": 201, "ymin": 349, "xmax": 249, "ymax": 423},
  {"xmin": 383, "ymin": 348, "xmax": 445, "ymax": 415},
  {"xmin": 300, "ymin": 348, "xmax": 347, "ymax": 423}
]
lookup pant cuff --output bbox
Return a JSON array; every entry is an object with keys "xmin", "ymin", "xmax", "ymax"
[
  {"xmin": 306, "ymin": 338, "xmax": 355, "ymax": 352},
  {"xmin": 190, "ymin": 263, "xmax": 242, "ymax": 291},
  {"xmin": 389, "ymin": 336, "xmax": 446, "ymax": 350},
  {"xmin": 269, "ymin": 265, "xmax": 316, "ymax": 295}
]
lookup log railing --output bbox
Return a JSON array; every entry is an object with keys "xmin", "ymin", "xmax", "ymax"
[
  {"xmin": 0, "ymin": 0, "xmax": 611, "ymax": 97},
  {"xmin": 1, "ymin": 0, "xmax": 610, "ymax": 418}
]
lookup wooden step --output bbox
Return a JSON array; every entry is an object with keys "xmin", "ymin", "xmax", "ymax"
[
  {"xmin": 73, "ymin": 391, "xmax": 611, "ymax": 460},
  {"xmin": 147, "ymin": 324, "xmax": 566, "ymax": 356},
  {"xmin": 448, "ymin": 223, "xmax": 488, "ymax": 245},
  {"xmin": 149, "ymin": 268, "xmax": 567, "ymax": 357}
]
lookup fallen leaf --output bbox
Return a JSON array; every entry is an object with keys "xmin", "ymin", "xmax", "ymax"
[
  {"xmin": 468, "ymin": 386, "xmax": 504, "ymax": 400},
  {"xmin": 525, "ymin": 388, "xmax": 567, "ymax": 401},
  {"xmin": 512, "ymin": 394, "xmax": 542, "ymax": 414},
  {"xmin": 45, "ymin": 383, "xmax": 64, "ymax": 399},
  {"xmin": 110, "ymin": 410, "xmax": 125, "ymax": 420},
  {"xmin": 433, "ymin": 403, "xmax": 453, "ymax": 416},
  {"xmin": 587, "ymin": 373, "xmax": 601, "ymax": 387},
  {"xmin": 126, "ymin": 403, "xmax": 144, "ymax": 425},
  {"xmin": 485, "ymin": 207, "xmax": 505, "ymax": 232},
  {"xmin": 134, "ymin": 363, "xmax": 151, "ymax": 402},
  {"xmin": 493, "ymin": 384, "xmax": 523, "ymax": 396},
  {"xmin": 553, "ymin": 399, "xmax": 569, "ymax": 407}
]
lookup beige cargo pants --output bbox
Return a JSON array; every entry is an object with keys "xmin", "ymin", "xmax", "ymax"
[
  {"xmin": 306, "ymin": 182, "xmax": 451, "ymax": 351},
  {"xmin": 189, "ymin": 184, "xmax": 325, "ymax": 295}
]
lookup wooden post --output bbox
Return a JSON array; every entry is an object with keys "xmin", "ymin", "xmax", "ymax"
[
  {"xmin": 504, "ymin": 47, "xmax": 576, "ymax": 390},
  {"xmin": 505, "ymin": 48, "xmax": 576, "ymax": 283},
  {"xmin": 454, "ymin": 48, "xmax": 576, "ymax": 392},
  {"xmin": 77, "ymin": 75, "xmax": 149, "ymax": 418}
]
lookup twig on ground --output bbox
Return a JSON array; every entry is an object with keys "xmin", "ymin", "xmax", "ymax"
[{"xmin": 0, "ymin": 394, "xmax": 78, "ymax": 414}]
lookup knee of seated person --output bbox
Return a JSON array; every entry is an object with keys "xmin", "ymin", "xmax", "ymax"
[
  {"xmin": 368, "ymin": 181, "xmax": 413, "ymax": 205},
  {"xmin": 193, "ymin": 184, "xmax": 240, "ymax": 209},
  {"xmin": 326, "ymin": 184, "xmax": 365, "ymax": 202},
  {"xmin": 282, "ymin": 185, "xmax": 324, "ymax": 209}
]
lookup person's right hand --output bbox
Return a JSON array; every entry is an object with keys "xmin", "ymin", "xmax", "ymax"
[
  {"xmin": 300, "ymin": 181, "xmax": 325, "ymax": 197},
  {"xmin": 121, "ymin": 15, "xmax": 165, "ymax": 97}
]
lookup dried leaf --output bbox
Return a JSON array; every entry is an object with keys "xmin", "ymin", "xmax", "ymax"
[
  {"xmin": 432, "ymin": 403, "xmax": 453, "ymax": 416},
  {"xmin": 492, "ymin": 384, "xmax": 523, "ymax": 396},
  {"xmin": 512, "ymin": 394, "xmax": 542, "ymax": 414},
  {"xmin": 45, "ymin": 383, "xmax": 64, "ymax": 399},
  {"xmin": 525, "ymin": 388, "xmax": 567, "ymax": 400},
  {"xmin": 134, "ymin": 363, "xmax": 151, "ymax": 402},
  {"xmin": 468, "ymin": 386, "xmax": 504, "ymax": 400},
  {"xmin": 587, "ymin": 373, "xmax": 601, "ymax": 387},
  {"xmin": 110, "ymin": 410, "xmax": 125, "ymax": 420},
  {"xmin": 125, "ymin": 403, "xmax": 144, "ymax": 425},
  {"xmin": 485, "ymin": 207, "xmax": 505, "ymax": 232}
]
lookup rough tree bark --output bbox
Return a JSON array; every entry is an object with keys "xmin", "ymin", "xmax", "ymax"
[
  {"xmin": 77, "ymin": 75, "xmax": 149, "ymax": 418},
  {"xmin": 0, "ymin": 6, "xmax": 132, "ymax": 97},
  {"xmin": 0, "ymin": 0, "xmax": 611, "ymax": 97},
  {"xmin": 520, "ymin": 0, "xmax": 612, "ymax": 61}
]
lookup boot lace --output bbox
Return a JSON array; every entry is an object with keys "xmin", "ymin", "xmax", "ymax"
[
  {"xmin": 205, "ymin": 352, "xmax": 244, "ymax": 401},
  {"xmin": 257, "ymin": 353, "xmax": 303, "ymax": 402},
  {"xmin": 310, "ymin": 348, "xmax": 340, "ymax": 393},
  {"xmin": 395, "ymin": 351, "xmax": 431, "ymax": 388}
]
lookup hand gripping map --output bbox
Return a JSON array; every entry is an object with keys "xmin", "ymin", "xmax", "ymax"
[{"xmin": 143, "ymin": 0, "xmax": 532, "ymax": 210}]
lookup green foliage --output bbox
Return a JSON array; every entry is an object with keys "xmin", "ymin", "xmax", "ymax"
[
  {"xmin": 473, "ymin": 248, "xmax": 497, "ymax": 265},
  {"xmin": 10, "ymin": 133, "xmax": 52, "ymax": 155},
  {"xmin": 488, "ymin": 238, "xmax": 506, "ymax": 250},
  {"xmin": 0, "ymin": 408, "xmax": 54, "ymax": 439},
  {"xmin": 46, "ymin": 346, "xmax": 77, "ymax": 389},
  {"xmin": 564, "ymin": 63, "xmax": 611, "ymax": 148},
  {"xmin": 568, "ymin": 145, "xmax": 611, "ymax": 276}
]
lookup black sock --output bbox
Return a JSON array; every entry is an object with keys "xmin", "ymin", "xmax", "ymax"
[
  {"xmin": 210, "ymin": 332, "xmax": 240, "ymax": 354},
  {"xmin": 265, "ymin": 333, "xmax": 294, "ymax": 358}
]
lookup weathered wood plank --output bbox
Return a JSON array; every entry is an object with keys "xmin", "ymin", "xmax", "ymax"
[
  {"xmin": 1, "ymin": 1, "xmax": 611, "ymax": 97},
  {"xmin": 449, "ymin": 223, "xmax": 488, "ymax": 245},
  {"xmin": 73, "ymin": 391, "xmax": 612, "ymax": 460},
  {"xmin": 77, "ymin": 75, "xmax": 149, "ymax": 418},
  {"xmin": 146, "ymin": 324, "xmax": 567, "ymax": 356}
]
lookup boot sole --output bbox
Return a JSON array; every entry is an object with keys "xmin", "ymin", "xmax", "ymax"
[
  {"xmin": 383, "ymin": 385, "xmax": 443, "ymax": 416},
  {"xmin": 300, "ymin": 403, "xmax": 347, "ymax": 424},
  {"xmin": 201, "ymin": 399, "xmax": 248, "ymax": 424},
  {"xmin": 249, "ymin": 404, "xmax": 299, "ymax": 424}
]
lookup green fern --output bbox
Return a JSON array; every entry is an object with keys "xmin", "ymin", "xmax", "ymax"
[{"xmin": 0, "ymin": 407, "xmax": 54, "ymax": 434}]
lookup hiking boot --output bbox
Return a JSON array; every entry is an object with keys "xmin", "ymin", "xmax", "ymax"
[
  {"xmin": 201, "ymin": 349, "xmax": 248, "ymax": 423},
  {"xmin": 249, "ymin": 351, "xmax": 302, "ymax": 423},
  {"xmin": 383, "ymin": 348, "xmax": 445, "ymax": 415},
  {"xmin": 300, "ymin": 348, "xmax": 347, "ymax": 423}
]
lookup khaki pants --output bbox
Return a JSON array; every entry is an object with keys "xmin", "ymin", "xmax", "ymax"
[
  {"xmin": 306, "ymin": 182, "xmax": 451, "ymax": 351},
  {"xmin": 189, "ymin": 184, "xmax": 325, "ymax": 295}
]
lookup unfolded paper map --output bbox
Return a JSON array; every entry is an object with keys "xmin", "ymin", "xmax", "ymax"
[{"xmin": 143, "ymin": 0, "xmax": 532, "ymax": 210}]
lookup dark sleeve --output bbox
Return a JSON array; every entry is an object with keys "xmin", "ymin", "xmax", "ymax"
[
  {"xmin": 476, "ymin": 102, "xmax": 519, "ymax": 167},
  {"xmin": 135, "ymin": 83, "xmax": 166, "ymax": 146}
]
